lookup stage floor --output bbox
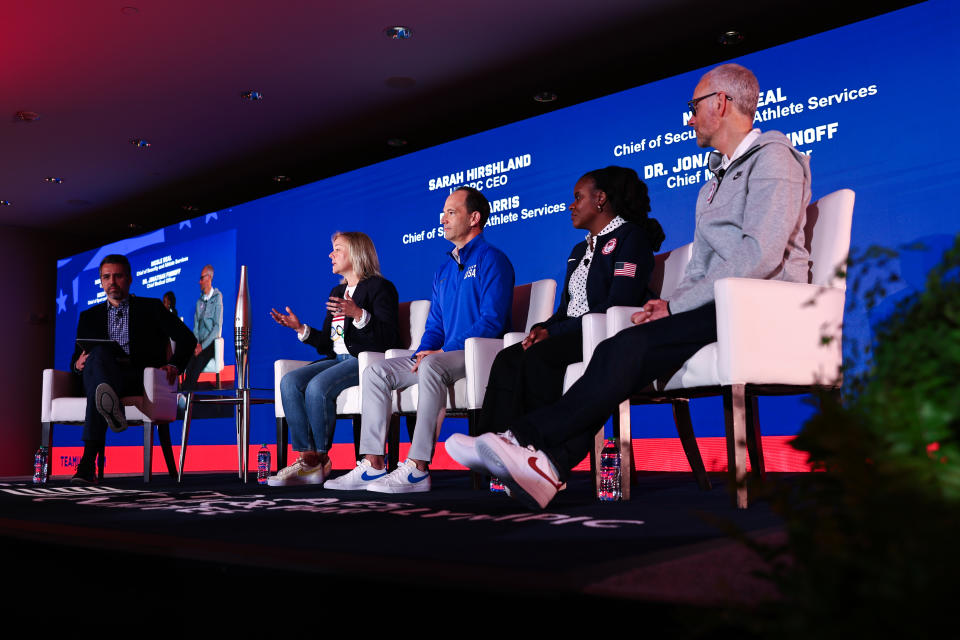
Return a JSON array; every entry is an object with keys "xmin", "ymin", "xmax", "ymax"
[{"xmin": 1, "ymin": 470, "xmax": 787, "ymax": 621}]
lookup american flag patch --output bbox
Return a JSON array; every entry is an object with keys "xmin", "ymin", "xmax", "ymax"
[{"xmin": 614, "ymin": 262, "xmax": 636, "ymax": 278}]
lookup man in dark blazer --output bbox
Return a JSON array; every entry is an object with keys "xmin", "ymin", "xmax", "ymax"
[{"xmin": 70, "ymin": 254, "xmax": 196, "ymax": 483}]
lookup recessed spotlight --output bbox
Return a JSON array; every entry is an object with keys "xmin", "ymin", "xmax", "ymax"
[
  {"xmin": 385, "ymin": 76, "xmax": 416, "ymax": 89},
  {"xmin": 384, "ymin": 26, "xmax": 413, "ymax": 40},
  {"xmin": 129, "ymin": 138, "xmax": 151, "ymax": 148},
  {"xmin": 127, "ymin": 223, "xmax": 142, "ymax": 231},
  {"xmin": 44, "ymin": 177, "xmax": 63, "ymax": 184},
  {"xmin": 240, "ymin": 90, "xmax": 264, "ymax": 101},
  {"xmin": 272, "ymin": 175, "xmax": 291, "ymax": 183},
  {"xmin": 15, "ymin": 111, "xmax": 40, "ymax": 121},
  {"xmin": 181, "ymin": 204, "xmax": 200, "ymax": 213},
  {"xmin": 386, "ymin": 138, "xmax": 408, "ymax": 148},
  {"xmin": 718, "ymin": 30, "xmax": 744, "ymax": 46},
  {"xmin": 0, "ymin": 200, "xmax": 11, "ymax": 206},
  {"xmin": 533, "ymin": 91, "xmax": 558, "ymax": 103}
]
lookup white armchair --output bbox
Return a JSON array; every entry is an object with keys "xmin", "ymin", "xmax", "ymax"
[
  {"xmin": 273, "ymin": 299, "xmax": 431, "ymax": 470},
  {"xmin": 389, "ymin": 279, "xmax": 556, "ymax": 485},
  {"xmin": 604, "ymin": 189, "xmax": 855, "ymax": 507},
  {"xmin": 40, "ymin": 367, "xmax": 180, "ymax": 482}
]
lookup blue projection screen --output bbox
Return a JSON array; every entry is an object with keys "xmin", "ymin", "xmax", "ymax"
[{"xmin": 52, "ymin": 1, "xmax": 960, "ymax": 472}]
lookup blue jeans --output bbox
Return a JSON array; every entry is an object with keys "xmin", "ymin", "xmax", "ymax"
[{"xmin": 279, "ymin": 354, "xmax": 358, "ymax": 453}]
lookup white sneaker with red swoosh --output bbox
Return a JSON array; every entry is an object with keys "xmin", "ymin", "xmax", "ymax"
[
  {"xmin": 476, "ymin": 433, "xmax": 562, "ymax": 510},
  {"xmin": 445, "ymin": 430, "xmax": 520, "ymax": 473}
]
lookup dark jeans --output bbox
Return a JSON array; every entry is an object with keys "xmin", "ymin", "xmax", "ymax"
[
  {"xmin": 478, "ymin": 329, "xmax": 583, "ymax": 435},
  {"xmin": 182, "ymin": 341, "xmax": 216, "ymax": 389},
  {"xmin": 509, "ymin": 303, "xmax": 717, "ymax": 481},
  {"xmin": 81, "ymin": 344, "xmax": 143, "ymax": 442}
]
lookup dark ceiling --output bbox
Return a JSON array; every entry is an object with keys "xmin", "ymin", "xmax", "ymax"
[{"xmin": 1, "ymin": 0, "xmax": 917, "ymax": 252}]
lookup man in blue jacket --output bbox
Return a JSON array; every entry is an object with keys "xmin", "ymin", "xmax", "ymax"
[{"xmin": 325, "ymin": 186, "xmax": 515, "ymax": 493}]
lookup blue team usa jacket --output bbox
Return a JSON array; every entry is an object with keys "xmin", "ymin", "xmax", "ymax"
[{"xmin": 417, "ymin": 234, "xmax": 515, "ymax": 352}]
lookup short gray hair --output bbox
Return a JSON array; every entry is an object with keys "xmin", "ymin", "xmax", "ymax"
[{"xmin": 703, "ymin": 63, "xmax": 760, "ymax": 120}]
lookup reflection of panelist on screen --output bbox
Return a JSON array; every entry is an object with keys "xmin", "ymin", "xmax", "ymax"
[{"xmin": 182, "ymin": 264, "xmax": 223, "ymax": 389}]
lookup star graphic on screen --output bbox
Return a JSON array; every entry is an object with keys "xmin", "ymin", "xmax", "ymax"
[
  {"xmin": 179, "ymin": 220, "xmax": 192, "ymax": 230},
  {"xmin": 56, "ymin": 289, "xmax": 68, "ymax": 314},
  {"xmin": 205, "ymin": 212, "xmax": 218, "ymax": 223}
]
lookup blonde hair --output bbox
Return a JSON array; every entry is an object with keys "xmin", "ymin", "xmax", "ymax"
[{"xmin": 332, "ymin": 231, "xmax": 382, "ymax": 282}]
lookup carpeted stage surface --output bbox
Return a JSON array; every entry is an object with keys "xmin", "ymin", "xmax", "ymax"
[{"xmin": 1, "ymin": 470, "xmax": 788, "ymax": 625}]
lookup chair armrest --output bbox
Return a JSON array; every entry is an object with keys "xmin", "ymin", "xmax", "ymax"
[
  {"xmin": 714, "ymin": 278, "xmax": 845, "ymax": 386},
  {"xmin": 580, "ymin": 313, "xmax": 606, "ymax": 367},
  {"xmin": 213, "ymin": 336, "xmax": 224, "ymax": 369},
  {"xmin": 503, "ymin": 332, "xmax": 526, "ymax": 348},
  {"xmin": 606, "ymin": 306, "xmax": 644, "ymax": 337},
  {"xmin": 465, "ymin": 337, "xmax": 506, "ymax": 409},
  {"xmin": 274, "ymin": 359, "xmax": 312, "ymax": 411},
  {"xmin": 385, "ymin": 348, "xmax": 415, "ymax": 359},
  {"xmin": 356, "ymin": 351, "xmax": 386, "ymax": 407},
  {"xmin": 41, "ymin": 369, "xmax": 78, "ymax": 423},
  {"xmin": 141, "ymin": 367, "xmax": 179, "ymax": 422}
]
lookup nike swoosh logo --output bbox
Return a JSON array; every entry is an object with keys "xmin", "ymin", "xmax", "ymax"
[
  {"xmin": 527, "ymin": 457, "xmax": 563, "ymax": 489},
  {"xmin": 406, "ymin": 473, "xmax": 429, "ymax": 483},
  {"xmin": 361, "ymin": 471, "xmax": 387, "ymax": 481}
]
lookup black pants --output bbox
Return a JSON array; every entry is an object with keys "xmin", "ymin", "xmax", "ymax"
[
  {"xmin": 81, "ymin": 345, "xmax": 143, "ymax": 442},
  {"xmin": 182, "ymin": 341, "xmax": 216, "ymax": 389},
  {"xmin": 509, "ymin": 303, "xmax": 717, "ymax": 481},
  {"xmin": 478, "ymin": 329, "xmax": 583, "ymax": 436}
]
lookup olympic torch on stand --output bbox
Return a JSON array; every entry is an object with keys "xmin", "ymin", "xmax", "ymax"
[{"xmin": 234, "ymin": 265, "xmax": 252, "ymax": 480}]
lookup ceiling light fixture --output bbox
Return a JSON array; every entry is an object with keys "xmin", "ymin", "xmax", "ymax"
[
  {"xmin": 0, "ymin": 200, "xmax": 11, "ymax": 206},
  {"xmin": 181, "ymin": 204, "xmax": 200, "ymax": 213},
  {"xmin": 129, "ymin": 138, "xmax": 151, "ymax": 148},
  {"xmin": 15, "ymin": 111, "xmax": 40, "ymax": 121},
  {"xmin": 386, "ymin": 138, "xmax": 408, "ymax": 148},
  {"xmin": 384, "ymin": 26, "xmax": 413, "ymax": 40},
  {"xmin": 240, "ymin": 90, "xmax": 264, "ymax": 101},
  {"xmin": 533, "ymin": 91, "xmax": 558, "ymax": 103},
  {"xmin": 272, "ymin": 175, "xmax": 291, "ymax": 183},
  {"xmin": 44, "ymin": 177, "xmax": 63, "ymax": 184},
  {"xmin": 718, "ymin": 30, "xmax": 744, "ymax": 45}
]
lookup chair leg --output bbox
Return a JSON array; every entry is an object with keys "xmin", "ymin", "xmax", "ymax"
[
  {"xmin": 615, "ymin": 401, "xmax": 633, "ymax": 501},
  {"xmin": 722, "ymin": 385, "xmax": 749, "ymax": 509},
  {"xmin": 387, "ymin": 414, "xmax": 400, "ymax": 471},
  {"xmin": 592, "ymin": 423, "xmax": 606, "ymax": 496},
  {"xmin": 157, "ymin": 423, "xmax": 177, "ymax": 479},
  {"xmin": 41, "ymin": 422, "xmax": 54, "ymax": 481},
  {"xmin": 468, "ymin": 409, "xmax": 485, "ymax": 490},
  {"xmin": 276, "ymin": 417, "xmax": 289, "ymax": 470},
  {"xmin": 143, "ymin": 422, "xmax": 154, "ymax": 483},
  {"xmin": 672, "ymin": 400, "xmax": 712, "ymax": 491},
  {"xmin": 744, "ymin": 394, "xmax": 766, "ymax": 480},
  {"xmin": 352, "ymin": 416, "xmax": 362, "ymax": 462},
  {"xmin": 96, "ymin": 443, "xmax": 106, "ymax": 481},
  {"xmin": 179, "ymin": 391, "xmax": 194, "ymax": 482}
]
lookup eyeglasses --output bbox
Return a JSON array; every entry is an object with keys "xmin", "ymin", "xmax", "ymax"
[{"xmin": 687, "ymin": 92, "xmax": 733, "ymax": 116}]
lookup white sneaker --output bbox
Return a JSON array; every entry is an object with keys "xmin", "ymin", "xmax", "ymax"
[
  {"xmin": 476, "ymin": 432, "xmax": 562, "ymax": 510},
  {"xmin": 446, "ymin": 431, "xmax": 519, "ymax": 473},
  {"xmin": 267, "ymin": 457, "xmax": 332, "ymax": 486},
  {"xmin": 324, "ymin": 459, "xmax": 388, "ymax": 490},
  {"xmin": 365, "ymin": 459, "xmax": 431, "ymax": 494}
]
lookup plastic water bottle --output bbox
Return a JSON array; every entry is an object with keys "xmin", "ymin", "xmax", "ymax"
[
  {"xmin": 489, "ymin": 476, "xmax": 506, "ymax": 493},
  {"xmin": 598, "ymin": 438, "xmax": 621, "ymax": 501},
  {"xmin": 33, "ymin": 446, "xmax": 49, "ymax": 485},
  {"xmin": 257, "ymin": 444, "xmax": 271, "ymax": 485}
]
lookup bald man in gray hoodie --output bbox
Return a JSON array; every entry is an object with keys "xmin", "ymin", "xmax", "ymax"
[{"xmin": 446, "ymin": 63, "xmax": 812, "ymax": 509}]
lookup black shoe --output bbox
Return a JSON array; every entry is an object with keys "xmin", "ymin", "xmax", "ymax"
[
  {"xmin": 96, "ymin": 383, "xmax": 127, "ymax": 433},
  {"xmin": 70, "ymin": 462, "xmax": 96, "ymax": 485}
]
